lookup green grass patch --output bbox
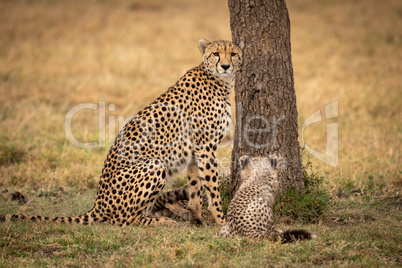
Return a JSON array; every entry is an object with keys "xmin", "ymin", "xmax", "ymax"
[
  {"xmin": 1, "ymin": 208, "xmax": 401, "ymax": 267},
  {"xmin": 274, "ymin": 151, "xmax": 332, "ymax": 223}
]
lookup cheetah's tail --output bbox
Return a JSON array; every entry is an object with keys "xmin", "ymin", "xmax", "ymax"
[
  {"xmin": 219, "ymin": 224, "xmax": 234, "ymax": 238},
  {"xmin": 0, "ymin": 208, "xmax": 107, "ymax": 225},
  {"xmin": 281, "ymin": 229, "xmax": 317, "ymax": 243}
]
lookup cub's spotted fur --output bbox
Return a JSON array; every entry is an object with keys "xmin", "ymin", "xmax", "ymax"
[
  {"xmin": 0, "ymin": 39, "xmax": 244, "ymax": 226},
  {"xmin": 220, "ymin": 156, "xmax": 316, "ymax": 243}
]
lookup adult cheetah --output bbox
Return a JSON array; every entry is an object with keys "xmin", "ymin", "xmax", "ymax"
[
  {"xmin": 0, "ymin": 39, "xmax": 244, "ymax": 226},
  {"xmin": 219, "ymin": 155, "xmax": 316, "ymax": 242}
]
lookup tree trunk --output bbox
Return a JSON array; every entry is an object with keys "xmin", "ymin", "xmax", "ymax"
[{"xmin": 228, "ymin": 0, "xmax": 303, "ymax": 198}]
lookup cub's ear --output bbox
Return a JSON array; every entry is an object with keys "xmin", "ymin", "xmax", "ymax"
[
  {"xmin": 198, "ymin": 39, "xmax": 211, "ymax": 54},
  {"xmin": 237, "ymin": 41, "xmax": 245, "ymax": 50},
  {"xmin": 239, "ymin": 155, "xmax": 250, "ymax": 170},
  {"xmin": 269, "ymin": 157, "xmax": 277, "ymax": 169}
]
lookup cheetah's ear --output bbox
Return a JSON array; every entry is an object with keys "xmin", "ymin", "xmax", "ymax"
[
  {"xmin": 198, "ymin": 39, "xmax": 211, "ymax": 54},
  {"xmin": 237, "ymin": 41, "xmax": 245, "ymax": 50},
  {"xmin": 239, "ymin": 155, "xmax": 250, "ymax": 170}
]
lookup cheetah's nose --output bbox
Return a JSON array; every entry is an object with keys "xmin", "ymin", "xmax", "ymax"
[{"xmin": 221, "ymin": 65, "xmax": 230, "ymax": 71}]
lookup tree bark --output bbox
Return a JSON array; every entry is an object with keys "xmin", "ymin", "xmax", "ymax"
[{"xmin": 228, "ymin": 0, "xmax": 303, "ymax": 198}]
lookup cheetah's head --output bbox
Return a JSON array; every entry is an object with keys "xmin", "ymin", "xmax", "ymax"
[{"xmin": 198, "ymin": 39, "xmax": 244, "ymax": 83}]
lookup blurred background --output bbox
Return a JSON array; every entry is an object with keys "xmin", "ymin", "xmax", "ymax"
[{"xmin": 0, "ymin": 0, "xmax": 400, "ymax": 194}]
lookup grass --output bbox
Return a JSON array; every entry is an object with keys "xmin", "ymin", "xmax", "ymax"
[
  {"xmin": 274, "ymin": 152, "xmax": 333, "ymax": 224},
  {"xmin": 274, "ymin": 186, "xmax": 330, "ymax": 223},
  {"xmin": 0, "ymin": 135, "xmax": 26, "ymax": 166},
  {"xmin": 0, "ymin": 197, "xmax": 400, "ymax": 267},
  {"xmin": 0, "ymin": 0, "xmax": 401, "ymax": 266}
]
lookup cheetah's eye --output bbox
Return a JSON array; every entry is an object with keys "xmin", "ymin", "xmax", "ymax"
[
  {"xmin": 212, "ymin": 52, "xmax": 219, "ymax": 57},
  {"xmin": 231, "ymin": 53, "xmax": 237, "ymax": 57}
]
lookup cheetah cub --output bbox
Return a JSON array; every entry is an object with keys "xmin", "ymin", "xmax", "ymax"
[{"xmin": 220, "ymin": 155, "xmax": 317, "ymax": 243}]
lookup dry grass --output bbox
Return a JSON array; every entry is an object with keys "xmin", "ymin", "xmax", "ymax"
[
  {"xmin": 0, "ymin": 0, "xmax": 401, "ymax": 266},
  {"xmin": 292, "ymin": 0, "xmax": 401, "ymax": 191}
]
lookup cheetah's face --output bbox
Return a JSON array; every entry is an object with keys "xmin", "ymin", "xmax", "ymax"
[{"xmin": 198, "ymin": 39, "xmax": 244, "ymax": 82}]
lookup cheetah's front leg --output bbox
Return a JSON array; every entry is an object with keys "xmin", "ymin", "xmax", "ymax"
[
  {"xmin": 187, "ymin": 160, "xmax": 204, "ymax": 225},
  {"xmin": 194, "ymin": 151, "xmax": 225, "ymax": 226}
]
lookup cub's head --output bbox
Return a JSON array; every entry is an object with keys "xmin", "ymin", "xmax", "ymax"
[
  {"xmin": 238, "ymin": 155, "xmax": 280, "ymax": 186},
  {"xmin": 198, "ymin": 39, "xmax": 244, "ymax": 82}
]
